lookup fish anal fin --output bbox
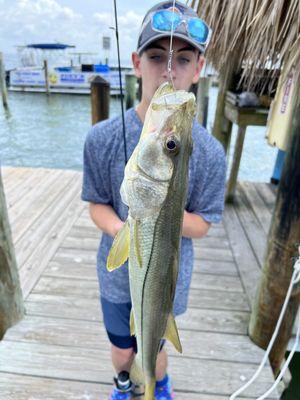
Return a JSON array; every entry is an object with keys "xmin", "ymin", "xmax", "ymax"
[
  {"xmin": 163, "ymin": 314, "xmax": 182, "ymax": 353},
  {"xmin": 130, "ymin": 309, "xmax": 135, "ymax": 336},
  {"xmin": 106, "ymin": 220, "xmax": 130, "ymax": 271}
]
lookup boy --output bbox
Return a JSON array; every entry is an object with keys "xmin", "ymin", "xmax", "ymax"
[{"xmin": 82, "ymin": 1, "xmax": 226, "ymax": 399}]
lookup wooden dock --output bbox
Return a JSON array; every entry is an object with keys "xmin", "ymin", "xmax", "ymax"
[{"xmin": 0, "ymin": 167, "xmax": 280, "ymax": 399}]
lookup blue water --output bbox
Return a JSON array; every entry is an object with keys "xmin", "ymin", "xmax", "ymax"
[{"xmin": 0, "ymin": 87, "xmax": 277, "ymax": 181}]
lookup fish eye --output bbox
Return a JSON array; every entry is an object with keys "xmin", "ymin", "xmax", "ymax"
[{"xmin": 165, "ymin": 136, "xmax": 180, "ymax": 154}]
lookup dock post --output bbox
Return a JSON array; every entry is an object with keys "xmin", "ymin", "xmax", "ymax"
[
  {"xmin": 249, "ymin": 83, "xmax": 300, "ymax": 374},
  {"xmin": 0, "ymin": 169, "xmax": 25, "ymax": 340},
  {"xmin": 0, "ymin": 52, "xmax": 8, "ymax": 109},
  {"xmin": 125, "ymin": 74, "xmax": 137, "ymax": 110},
  {"xmin": 212, "ymin": 61, "xmax": 237, "ymax": 153},
  {"xmin": 90, "ymin": 76, "xmax": 110, "ymax": 124},
  {"xmin": 43, "ymin": 60, "xmax": 50, "ymax": 95},
  {"xmin": 196, "ymin": 77, "xmax": 210, "ymax": 128},
  {"xmin": 226, "ymin": 125, "xmax": 246, "ymax": 202}
]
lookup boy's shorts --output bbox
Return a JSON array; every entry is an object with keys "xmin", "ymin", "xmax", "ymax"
[{"xmin": 101, "ymin": 296, "xmax": 165, "ymax": 352}]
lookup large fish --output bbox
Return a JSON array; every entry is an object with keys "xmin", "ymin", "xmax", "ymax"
[{"xmin": 107, "ymin": 82, "xmax": 195, "ymax": 399}]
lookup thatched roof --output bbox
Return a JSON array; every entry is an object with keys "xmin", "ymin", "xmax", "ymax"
[{"xmin": 191, "ymin": 0, "xmax": 300, "ymax": 93}]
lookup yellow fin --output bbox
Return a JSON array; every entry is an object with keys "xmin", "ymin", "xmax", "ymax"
[
  {"xmin": 134, "ymin": 219, "xmax": 142, "ymax": 267},
  {"xmin": 144, "ymin": 378, "xmax": 156, "ymax": 400},
  {"xmin": 130, "ymin": 309, "xmax": 135, "ymax": 336},
  {"xmin": 106, "ymin": 220, "xmax": 130, "ymax": 271},
  {"xmin": 163, "ymin": 314, "xmax": 182, "ymax": 353}
]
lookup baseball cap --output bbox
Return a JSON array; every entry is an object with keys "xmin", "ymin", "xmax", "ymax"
[{"xmin": 137, "ymin": 1, "xmax": 211, "ymax": 55}]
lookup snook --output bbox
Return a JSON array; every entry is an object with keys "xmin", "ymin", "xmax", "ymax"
[{"xmin": 107, "ymin": 82, "xmax": 195, "ymax": 399}]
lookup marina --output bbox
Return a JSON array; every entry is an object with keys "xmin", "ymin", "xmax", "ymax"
[
  {"xmin": 0, "ymin": 167, "xmax": 281, "ymax": 399},
  {"xmin": 1, "ymin": 0, "xmax": 300, "ymax": 399}
]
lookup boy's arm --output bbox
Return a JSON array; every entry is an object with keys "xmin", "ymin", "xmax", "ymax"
[
  {"xmin": 90, "ymin": 204, "xmax": 209, "ymax": 239},
  {"xmin": 182, "ymin": 210, "xmax": 210, "ymax": 239},
  {"xmin": 89, "ymin": 203, "xmax": 124, "ymax": 237}
]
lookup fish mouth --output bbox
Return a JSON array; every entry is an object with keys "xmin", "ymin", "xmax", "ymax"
[{"xmin": 137, "ymin": 163, "xmax": 171, "ymax": 183}]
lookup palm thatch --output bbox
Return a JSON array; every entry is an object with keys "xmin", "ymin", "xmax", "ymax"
[{"xmin": 190, "ymin": 0, "xmax": 300, "ymax": 93}]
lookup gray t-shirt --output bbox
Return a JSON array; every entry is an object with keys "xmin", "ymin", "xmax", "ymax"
[{"xmin": 82, "ymin": 108, "xmax": 226, "ymax": 315}]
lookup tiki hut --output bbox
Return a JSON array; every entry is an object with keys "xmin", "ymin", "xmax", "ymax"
[{"xmin": 189, "ymin": 0, "xmax": 300, "ymax": 151}]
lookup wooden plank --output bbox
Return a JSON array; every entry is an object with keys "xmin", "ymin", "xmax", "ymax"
[
  {"xmin": 12, "ymin": 171, "xmax": 71, "ymax": 244},
  {"xmin": 26, "ymin": 293, "xmax": 101, "ymax": 321},
  {"xmin": 42, "ymin": 262, "xmax": 243, "ymax": 293},
  {"xmin": 239, "ymin": 181, "xmax": 272, "ymax": 235},
  {"xmin": 0, "ymin": 372, "xmax": 244, "ymax": 400},
  {"xmin": 188, "ymin": 288, "xmax": 250, "ymax": 311},
  {"xmin": 5, "ymin": 169, "xmax": 51, "ymax": 213},
  {"xmin": 194, "ymin": 259, "xmax": 238, "ymax": 276},
  {"xmin": 177, "ymin": 308, "xmax": 250, "ymax": 334},
  {"xmin": 1, "ymin": 167, "xmax": 32, "ymax": 193},
  {"xmin": 194, "ymin": 235, "xmax": 230, "ymax": 249},
  {"xmin": 223, "ymin": 206, "xmax": 261, "ymax": 308},
  {"xmin": 194, "ymin": 246, "xmax": 234, "ymax": 262},
  {"xmin": 0, "ymin": 341, "xmax": 278, "ymax": 397},
  {"xmin": 14, "ymin": 171, "xmax": 78, "ymax": 265},
  {"xmin": 234, "ymin": 190, "xmax": 267, "ymax": 268},
  {"xmin": 52, "ymin": 247, "xmax": 97, "ymax": 265},
  {"xmin": 19, "ymin": 180, "xmax": 85, "ymax": 298},
  {"xmin": 5, "ymin": 315, "xmax": 266, "ymax": 364},
  {"xmin": 191, "ymin": 272, "xmax": 244, "ymax": 292},
  {"xmin": 254, "ymin": 182, "xmax": 276, "ymax": 211}
]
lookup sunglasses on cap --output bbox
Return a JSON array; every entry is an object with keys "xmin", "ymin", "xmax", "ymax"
[{"xmin": 151, "ymin": 9, "xmax": 211, "ymax": 48}]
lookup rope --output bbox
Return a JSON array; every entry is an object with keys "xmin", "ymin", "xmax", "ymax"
[{"xmin": 230, "ymin": 246, "xmax": 300, "ymax": 400}]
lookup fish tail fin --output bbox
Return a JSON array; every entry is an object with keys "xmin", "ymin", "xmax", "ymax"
[{"xmin": 144, "ymin": 378, "xmax": 156, "ymax": 400}]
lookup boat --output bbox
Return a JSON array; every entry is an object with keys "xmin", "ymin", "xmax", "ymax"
[{"xmin": 7, "ymin": 43, "xmax": 132, "ymax": 95}]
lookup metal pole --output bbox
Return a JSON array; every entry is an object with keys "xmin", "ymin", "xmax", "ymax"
[{"xmin": 43, "ymin": 60, "xmax": 50, "ymax": 95}]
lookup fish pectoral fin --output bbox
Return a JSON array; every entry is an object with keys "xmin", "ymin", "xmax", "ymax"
[
  {"xmin": 163, "ymin": 314, "xmax": 182, "ymax": 354},
  {"xmin": 106, "ymin": 220, "xmax": 130, "ymax": 271},
  {"xmin": 130, "ymin": 309, "xmax": 135, "ymax": 336}
]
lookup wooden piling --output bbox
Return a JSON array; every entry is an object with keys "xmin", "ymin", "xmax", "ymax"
[
  {"xmin": 125, "ymin": 74, "xmax": 137, "ymax": 110},
  {"xmin": 226, "ymin": 125, "xmax": 246, "ymax": 202},
  {"xmin": 196, "ymin": 77, "xmax": 210, "ymax": 128},
  {"xmin": 249, "ymin": 81, "xmax": 300, "ymax": 374},
  {"xmin": 0, "ymin": 169, "xmax": 25, "ymax": 340},
  {"xmin": 43, "ymin": 60, "xmax": 50, "ymax": 95},
  {"xmin": 90, "ymin": 76, "xmax": 110, "ymax": 124},
  {"xmin": 0, "ymin": 52, "xmax": 8, "ymax": 109},
  {"xmin": 212, "ymin": 62, "xmax": 237, "ymax": 152}
]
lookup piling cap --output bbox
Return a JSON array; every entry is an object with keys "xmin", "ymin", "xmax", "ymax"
[{"xmin": 137, "ymin": 1, "xmax": 211, "ymax": 55}]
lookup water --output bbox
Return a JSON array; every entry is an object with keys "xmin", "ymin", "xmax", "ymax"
[{"xmin": 0, "ymin": 87, "xmax": 278, "ymax": 181}]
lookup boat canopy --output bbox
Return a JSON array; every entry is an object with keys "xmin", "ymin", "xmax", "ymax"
[{"xmin": 27, "ymin": 44, "xmax": 75, "ymax": 50}]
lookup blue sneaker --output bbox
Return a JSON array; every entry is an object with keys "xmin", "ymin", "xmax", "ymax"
[
  {"xmin": 109, "ymin": 371, "xmax": 132, "ymax": 400},
  {"xmin": 155, "ymin": 375, "xmax": 174, "ymax": 399},
  {"xmin": 109, "ymin": 387, "xmax": 132, "ymax": 400}
]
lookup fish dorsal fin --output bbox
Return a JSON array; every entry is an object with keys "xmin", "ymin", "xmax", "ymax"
[
  {"xmin": 130, "ymin": 309, "xmax": 135, "ymax": 336},
  {"xmin": 106, "ymin": 220, "xmax": 130, "ymax": 271},
  {"xmin": 163, "ymin": 314, "xmax": 182, "ymax": 353}
]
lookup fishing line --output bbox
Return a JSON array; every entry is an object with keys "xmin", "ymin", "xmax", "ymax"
[
  {"xmin": 112, "ymin": 0, "xmax": 128, "ymax": 165},
  {"xmin": 167, "ymin": 0, "xmax": 177, "ymax": 88}
]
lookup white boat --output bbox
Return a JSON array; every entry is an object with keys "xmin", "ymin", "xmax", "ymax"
[{"xmin": 8, "ymin": 43, "xmax": 132, "ymax": 95}]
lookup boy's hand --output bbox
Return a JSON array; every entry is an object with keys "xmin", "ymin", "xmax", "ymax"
[
  {"xmin": 89, "ymin": 203, "xmax": 124, "ymax": 237},
  {"xmin": 182, "ymin": 210, "xmax": 211, "ymax": 239}
]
